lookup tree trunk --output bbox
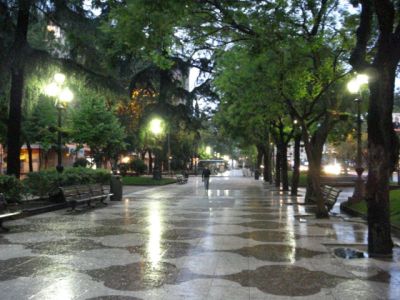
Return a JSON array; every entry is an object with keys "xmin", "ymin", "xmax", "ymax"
[
  {"xmin": 93, "ymin": 152, "xmax": 102, "ymax": 169},
  {"xmin": 303, "ymin": 123, "xmax": 330, "ymax": 218},
  {"xmin": 269, "ymin": 144, "xmax": 274, "ymax": 184},
  {"xmin": 275, "ymin": 146, "xmax": 281, "ymax": 188},
  {"xmin": 6, "ymin": 0, "xmax": 31, "ymax": 178},
  {"xmin": 256, "ymin": 143, "xmax": 271, "ymax": 182},
  {"xmin": 140, "ymin": 150, "xmax": 146, "ymax": 161},
  {"xmin": 365, "ymin": 67, "xmax": 397, "ymax": 256},
  {"xmin": 348, "ymin": 0, "xmax": 400, "ymax": 256},
  {"xmin": 148, "ymin": 149, "xmax": 153, "ymax": 173},
  {"xmin": 39, "ymin": 147, "xmax": 42, "ymax": 170},
  {"xmin": 307, "ymin": 153, "xmax": 327, "ymax": 218},
  {"xmin": 27, "ymin": 141, "xmax": 33, "ymax": 172},
  {"xmin": 291, "ymin": 134, "xmax": 301, "ymax": 196},
  {"xmin": 44, "ymin": 151, "xmax": 48, "ymax": 169},
  {"xmin": 256, "ymin": 144, "xmax": 263, "ymax": 171},
  {"xmin": 281, "ymin": 143, "xmax": 289, "ymax": 191},
  {"xmin": 263, "ymin": 141, "xmax": 271, "ymax": 182}
]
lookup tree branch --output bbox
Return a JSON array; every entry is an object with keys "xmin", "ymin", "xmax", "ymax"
[{"xmin": 349, "ymin": 0, "xmax": 373, "ymax": 71}]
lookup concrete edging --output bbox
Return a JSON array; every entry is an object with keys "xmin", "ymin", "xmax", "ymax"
[{"xmin": 340, "ymin": 202, "xmax": 400, "ymax": 237}]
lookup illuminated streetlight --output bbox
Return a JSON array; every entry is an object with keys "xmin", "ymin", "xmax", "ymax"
[
  {"xmin": 44, "ymin": 73, "xmax": 74, "ymax": 173},
  {"xmin": 205, "ymin": 146, "xmax": 211, "ymax": 155},
  {"xmin": 54, "ymin": 73, "xmax": 66, "ymax": 84},
  {"xmin": 149, "ymin": 118, "xmax": 163, "ymax": 135},
  {"xmin": 59, "ymin": 88, "xmax": 74, "ymax": 103},
  {"xmin": 347, "ymin": 73, "xmax": 368, "ymax": 203},
  {"xmin": 149, "ymin": 117, "xmax": 170, "ymax": 179}
]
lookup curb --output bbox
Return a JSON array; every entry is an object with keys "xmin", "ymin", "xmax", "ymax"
[
  {"xmin": 340, "ymin": 202, "xmax": 400, "ymax": 237},
  {"xmin": 22, "ymin": 202, "xmax": 69, "ymax": 216}
]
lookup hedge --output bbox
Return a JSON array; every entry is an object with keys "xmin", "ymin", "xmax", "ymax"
[
  {"xmin": 0, "ymin": 175, "xmax": 23, "ymax": 203},
  {"xmin": 22, "ymin": 167, "xmax": 111, "ymax": 198}
]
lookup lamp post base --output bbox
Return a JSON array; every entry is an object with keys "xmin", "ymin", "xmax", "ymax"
[{"xmin": 56, "ymin": 165, "xmax": 64, "ymax": 173}]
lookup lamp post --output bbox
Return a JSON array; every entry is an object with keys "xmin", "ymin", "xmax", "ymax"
[
  {"xmin": 167, "ymin": 132, "xmax": 172, "ymax": 176},
  {"xmin": 347, "ymin": 74, "xmax": 368, "ymax": 203},
  {"xmin": 149, "ymin": 118, "xmax": 164, "ymax": 180},
  {"xmin": 44, "ymin": 73, "xmax": 73, "ymax": 173}
]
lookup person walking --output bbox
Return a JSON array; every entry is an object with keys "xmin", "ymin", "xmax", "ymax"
[{"xmin": 202, "ymin": 166, "xmax": 211, "ymax": 190}]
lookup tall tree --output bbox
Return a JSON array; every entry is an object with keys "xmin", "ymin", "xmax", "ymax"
[
  {"xmin": 1, "ymin": 0, "xmax": 128, "ymax": 177},
  {"xmin": 349, "ymin": 0, "xmax": 400, "ymax": 256},
  {"xmin": 71, "ymin": 92, "xmax": 126, "ymax": 168},
  {"xmin": 213, "ymin": 45, "xmax": 281, "ymax": 183},
  {"xmin": 6, "ymin": 0, "xmax": 31, "ymax": 178}
]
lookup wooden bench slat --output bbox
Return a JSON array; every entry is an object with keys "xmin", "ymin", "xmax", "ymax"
[
  {"xmin": 0, "ymin": 211, "xmax": 22, "ymax": 232},
  {"xmin": 0, "ymin": 211, "xmax": 21, "ymax": 218},
  {"xmin": 307, "ymin": 185, "xmax": 341, "ymax": 212},
  {"xmin": 60, "ymin": 183, "xmax": 112, "ymax": 211}
]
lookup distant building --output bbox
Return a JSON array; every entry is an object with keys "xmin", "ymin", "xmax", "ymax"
[{"xmin": 0, "ymin": 143, "xmax": 91, "ymax": 176}]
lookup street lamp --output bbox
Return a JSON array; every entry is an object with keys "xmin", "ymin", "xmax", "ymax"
[
  {"xmin": 347, "ymin": 74, "xmax": 368, "ymax": 203},
  {"xmin": 44, "ymin": 73, "xmax": 73, "ymax": 173},
  {"xmin": 149, "ymin": 118, "xmax": 165, "ymax": 180},
  {"xmin": 167, "ymin": 133, "xmax": 172, "ymax": 176}
]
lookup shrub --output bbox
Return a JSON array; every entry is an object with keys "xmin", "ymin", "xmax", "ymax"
[
  {"xmin": 73, "ymin": 158, "xmax": 88, "ymax": 168},
  {"xmin": 59, "ymin": 167, "xmax": 111, "ymax": 185},
  {"xmin": 88, "ymin": 168, "xmax": 112, "ymax": 184},
  {"xmin": 22, "ymin": 167, "xmax": 112, "ymax": 198},
  {"xmin": 118, "ymin": 163, "xmax": 129, "ymax": 176},
  {"xmin": 0, "ymin": 175, "xmax": 23, "ymax": 203},
  {"xmin": 130, "ymin": 159, "xmax": 147, "ymax": 174},
  {"xmin": 23, "ymin": 170, "xmax": 58, "ymax": 198}
]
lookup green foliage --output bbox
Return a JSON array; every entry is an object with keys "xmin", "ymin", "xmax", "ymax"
[
  {"xmin": 102, "ymin": 0, "xmax": 189, "ymax": 67},
  {"xmin": 22, "ymin": 167, "xmax": 111, "ymax": 197},
  {"xmin": 122, "ymin": 176, "xmax": 175, "ymax": 186},
  {"xmin": 0, "ymin": 175, "xmax": 23, "ymax": 203},
  {"xmin": 213, "ymin": 46, "xmax": 281, "ymax": 146},
  {"xmin": 22, "ymin": 170, "xmax": 58, "ymax": 198},
  {"xmin": 118, "ymin": 163, "xmax": 129, "ymax": 176},
  {"xmin": 73, "ymin": 158, "xmax": 88, "ymax": 168},
  {"xmin": 60, "ymin": 167, "xmax": 111, "ymax": 186},
  {"xmin": 130, "ymin": 159, "xmax": 147, "ymax": 174},
  {"xmin": 22, "ymin": 95, "xmax": 58, "ymax": 151},
  {"xmin": 348, "ymin": 190, "xmax": 400, "ymax": 227},
  {"xmin": 71, "ymin": 91, "xmax": 126, "ymax": 165},
  {"xmin": 288, "ymin": 171, "xmax": 308, "ymax": 187}
]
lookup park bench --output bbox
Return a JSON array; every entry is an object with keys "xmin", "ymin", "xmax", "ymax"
[
  {"xmin": 313, "ymin": 185, "xmax": 341, "ymax": 212},
  {"xmin": 0, "ymin": 193, "xmax": 22, "ymax": 232},
  {"xmin": 59, "ymin": 183, "xmax": 112, "ymax": 211},
  {"xmin": 176, "ymin": 174, "xmax": 188, "ymax": 184},
  {"xmin": 322, "ymin": 185, "xmax": 342, "ymax": 211}
]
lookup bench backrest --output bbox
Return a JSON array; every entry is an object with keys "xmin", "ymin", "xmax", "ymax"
[
  {"xmin": 89, "ymin": 184, "xmax": 104, "ymax": 196},
  {"xmin": 76, "ymin": 185, "xmax": 92, "ymax": 200},
  {"xmin": 323, "ymin": 185, "xmax": 341, "ymax": 210},
  {"xmin": 60, "ymin": 184, "xmax": 108, "ymax": 202}
]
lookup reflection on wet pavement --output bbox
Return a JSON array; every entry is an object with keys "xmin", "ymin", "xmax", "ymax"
[{"xmin": 1, "ymin": 175, "xmax": 399, "ymax": 299}]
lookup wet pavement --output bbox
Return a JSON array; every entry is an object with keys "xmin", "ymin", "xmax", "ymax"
[{"xmin": 1, "ymin": 173, "xmax": 399, "ymax": 299}]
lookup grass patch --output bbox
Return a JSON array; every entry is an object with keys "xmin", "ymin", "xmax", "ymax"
[
  {"xmin": 288, "ymin": 171, "xmax": 308, "ymax": 187},
  {"xmin": 122, "ymin": 176, "xmax": 176, "ymax": 186},
  {"xmin": 347, "ymin": 189, "xmax": 400, "ymax": 227}
]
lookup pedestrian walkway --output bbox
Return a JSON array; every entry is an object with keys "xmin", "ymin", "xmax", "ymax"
[{"xmin": 0, "ymin": 175, "xmax": 399, "ymax": 299}]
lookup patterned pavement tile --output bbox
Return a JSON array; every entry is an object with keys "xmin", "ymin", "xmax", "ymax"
[
  {"xmin": 0, "ymin": 174, "xmax": 399, "ymax": 299},
  {"xmin": 223, "ymin": 265, "xmax": 345, "ymax": 296},
  {"xmin": 25, "ymin": 238, "xmax": 111, "ymax": 255}
]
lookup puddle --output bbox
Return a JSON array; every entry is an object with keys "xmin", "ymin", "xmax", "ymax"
[{"xmin": 334, "ymin": 247, "xmax": 367, "ymax": 259}]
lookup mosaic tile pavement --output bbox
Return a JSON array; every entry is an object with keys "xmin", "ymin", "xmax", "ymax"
[{"xmin": 1, "ymin": 174, "xmax": 399, "ymax": 299}]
